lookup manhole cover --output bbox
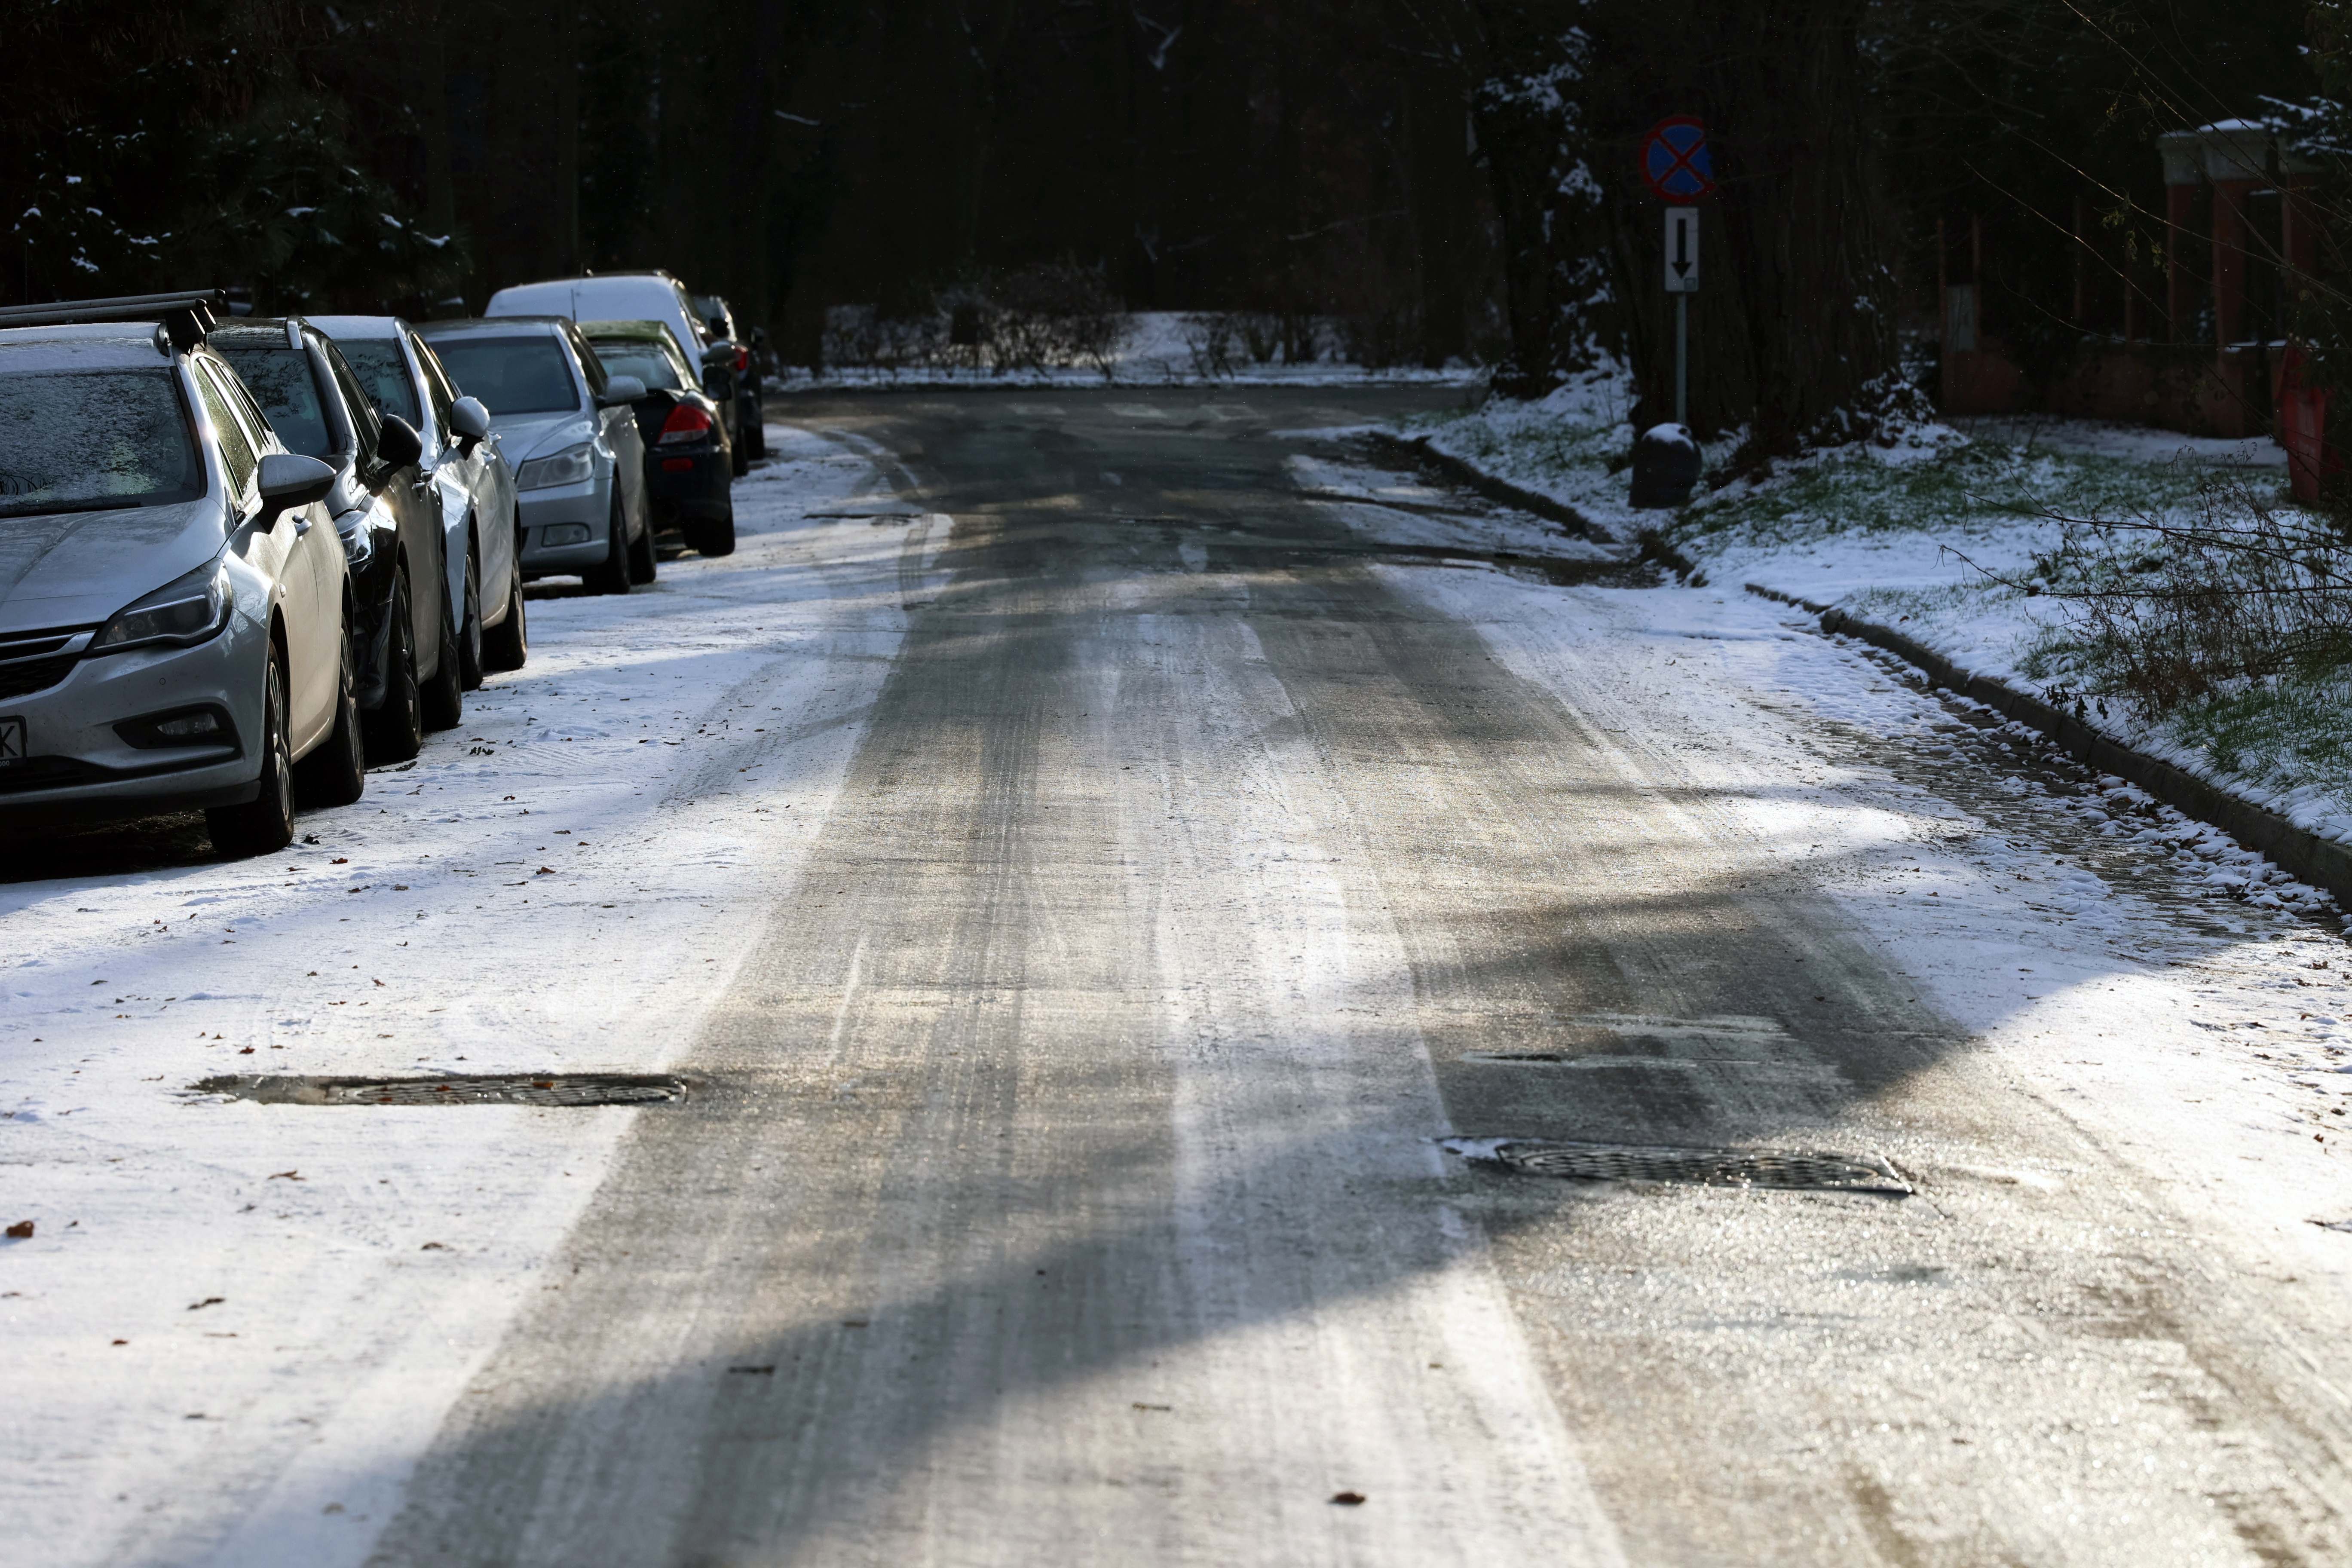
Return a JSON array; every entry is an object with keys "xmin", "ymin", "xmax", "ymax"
[
  {"xmin": 1442, "ymin": 1136, "xmax": 1910, "ymax": 1195},
  {"xmin": 194, "ymin": 1073, "xmax": 689, "ymax": 1107}
]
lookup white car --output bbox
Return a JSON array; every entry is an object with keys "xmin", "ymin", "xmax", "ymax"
[
  {"xmin": 311, "ymin": 315, "xmax": 527, "ymax": 679},
  {"xmin": 486, "ymin": 272, "xmax": 712, "ymax": 379}
]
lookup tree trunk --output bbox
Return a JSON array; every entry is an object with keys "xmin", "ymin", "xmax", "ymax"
[{"xmin": 1590, "ymin": 0, "xmax": 1896, "ymax": 454}]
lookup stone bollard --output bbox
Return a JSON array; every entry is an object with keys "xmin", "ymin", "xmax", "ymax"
[{"xmin": 1629, "ymin": 422, "xmax": 1702, "ymax": 508}]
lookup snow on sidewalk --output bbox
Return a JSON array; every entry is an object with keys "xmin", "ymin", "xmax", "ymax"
[
  {"xmin": 1297, "ymin": 448, "xmax": 2352, "ymax": 1309},
  {"xmin": 0, "ymin": 426, "xmax": 934, "ymax": 1568},
  {"xmin": 1408, "ymin": 385, "xmax": 2352, "ymax": 870}
]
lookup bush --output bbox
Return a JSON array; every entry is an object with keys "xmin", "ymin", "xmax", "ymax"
[
  {"xmin": 826, "ymin": 262, "xmax": 1128, "ymax": 376},
  {"xmin": 2026, "ymin": 474, "xmax": 2352, "ymax": 714}
]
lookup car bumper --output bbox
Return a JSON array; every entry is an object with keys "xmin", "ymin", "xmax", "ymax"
[
  {"xmin": 518, "ymin": 475, "xmax": 613, "ymax": 576},
  {"xmin": 0, "ymin": 620, "xmax": 265, "ymax": 824},
  {"xmin": 647, "ymin": 447, "xmax": 731, "ymax": 523}
]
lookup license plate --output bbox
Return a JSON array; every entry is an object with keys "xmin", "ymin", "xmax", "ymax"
[{"xmin": 0, "ymin": 717, "xmax": 22, "ymax": 763}]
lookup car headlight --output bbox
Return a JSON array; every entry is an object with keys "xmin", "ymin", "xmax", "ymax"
[
  {"xmin": 92, "ymin": 554, "xmax": 235, "ymax": 655},
  {"xmin": 516, "ymin": 443, "xmax": 596, "ymax": 490}
]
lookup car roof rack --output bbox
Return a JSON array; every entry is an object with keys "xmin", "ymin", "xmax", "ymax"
[{"xmin": 0, "ymin": 290, "xmax": 227, "ymax": 350}]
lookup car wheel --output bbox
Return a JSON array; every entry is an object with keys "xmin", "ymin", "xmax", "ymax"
[
  {"xmin": 362, "ymin": 570, "xmax": 423, "ymax": 764},
  {"xmin": 421, "ymin": 580, "xmax": 464, "ymax": 732},
  {"xmin": 456, "ymin": 543, "xmax": 484, "ymax": 691},
  {"xmin": 628, "ymin": 507, "xmax": 656, "ymax": 584},
  {"xmin": 586, "ymin": 490, "xmax": 631, "ymax": 595},
  {"xmin": 730, "ymin": 438, "xmax": 749, "ymax": 479},
  {"xmin": 294, "ymin": 615, "xmax": 367, "ymax": 808},
  {"xmin": 689, "ymin": 504, "xmax": 736, "ymax": 558},
  {"xmin": 207, "ymin": 638, "xmax": 295, "ymax": 858},
  {"xmin": 482, "ymin": 559, "xmax": 527, "ymax": 672}
]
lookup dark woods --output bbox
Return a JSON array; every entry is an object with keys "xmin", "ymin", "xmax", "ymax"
[{"xmin": 0, "ymin": 0, "xmax": 2319, "ymax": 458}]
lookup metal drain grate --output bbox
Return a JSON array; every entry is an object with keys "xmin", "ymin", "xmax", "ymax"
[
  {"xmin": 1442, "ymin": 1136, "xmax": 1911, "ymax": 1195},
  {"xmin": 195, "ymin": 1074, "xmax": 688, "ymax": 1107}
]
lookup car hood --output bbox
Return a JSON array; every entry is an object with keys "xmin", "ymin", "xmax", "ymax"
[
  {"xmin": 492, "ymin": 412, "xmax": 598, "ymax": 464},
  {"xmin": 0, "ymin": 497, "xmax": 228, "ymax": 635}
]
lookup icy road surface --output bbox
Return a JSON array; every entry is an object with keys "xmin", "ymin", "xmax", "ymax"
[{"xmin": 6, "ymin": 391, "xmax": 2352, "ymax": 1567}]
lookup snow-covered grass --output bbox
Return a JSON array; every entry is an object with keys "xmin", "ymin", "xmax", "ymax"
[
  {"xmin": 1406, "ymin": 380, "xmax": 2352, "ymax": 851},
  {"xmin": 0, "ymin": 426, "xmax": 936, "ymax": 1567}
]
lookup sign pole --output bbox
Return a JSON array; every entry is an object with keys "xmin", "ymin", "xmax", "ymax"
[
  {"xmin": 1675, "ymin": 293, "xmax": 1688, "ymax": 426},
  {"xmin": 1661, "ymin": 203, "xmax": 1698, "ymax": 424}
]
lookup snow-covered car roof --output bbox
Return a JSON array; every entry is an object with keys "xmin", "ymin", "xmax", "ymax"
[
  {"xmin": 413, "ymin": 316, "xmax": 571, "ymax": 338},
  {"xmin": 304, "ymin": 314, "xmax": 411, "ymax": 340},
  {"xmin": 0, "ymin": 324, "xmax": 179, "ymax": 370}
]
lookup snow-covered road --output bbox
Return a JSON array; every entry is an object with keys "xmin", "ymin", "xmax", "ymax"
[
  {"xmin": 7, "ymin": 393, "xmax": 2352, "ymax": 1566},
  {"xmin": 3, "ymin": 426, "xmax": 933, "ymax": 1563}
]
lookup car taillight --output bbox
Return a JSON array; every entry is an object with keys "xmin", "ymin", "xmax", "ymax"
[
  {"xmin": 734, "ymin": 347, "xmax": 750, "ymax": 373},
  {"xmin": 657, "ymin": 403, "xmax": 714, "ymax": 445}
]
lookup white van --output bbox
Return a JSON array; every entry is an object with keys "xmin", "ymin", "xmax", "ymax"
[{"xmin": 485, "ymin": 272, "xmax": 712, "ymax": 371}]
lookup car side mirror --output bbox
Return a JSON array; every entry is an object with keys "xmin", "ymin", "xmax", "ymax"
[
  {"xmin": 376, "ymin": 413, "xmax": 424, "ymax": 471},
  {"xmin": 449, "ymin": 395, "xmax": 491, "ymax": 453},
  {"xmin": 598, "ymin": 374, "xmax": 647, "ymax": 406},
  {"xmin": 700, "ymin": 340, "xmax": 737, "ymax": 368},
  {"xmin": 256, "ymin": 452, "xmax": 335, "ymax": 525}
]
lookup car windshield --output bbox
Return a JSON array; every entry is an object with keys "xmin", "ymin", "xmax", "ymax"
[
  {"xmin": 588, "ymin": 340, "xmax": 685, "ymax": 392},
  {"xmin": 0, "ymin": 369, "xmax": 205, "ymax": 519},
  {"xmin": 214, "ymin": 346, "xmax": 334, "ymax": 459},
  {"xmin": 428, "ymin": 337, "xmax": 579, "ymax": 415},
  {"xmin": 333, "ymin": 340, "xmax": 423, "ymax": 426}
]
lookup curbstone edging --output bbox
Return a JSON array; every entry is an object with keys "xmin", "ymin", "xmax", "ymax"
[{"xmin": 1744, "ymin": 582, "xmax": 2352, "ymax": 909}]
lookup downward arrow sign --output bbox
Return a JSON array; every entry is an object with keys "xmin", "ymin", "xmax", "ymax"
[{"xmin": 1663, "ymin": 208, "xmax": 1699, "ymax": 293}]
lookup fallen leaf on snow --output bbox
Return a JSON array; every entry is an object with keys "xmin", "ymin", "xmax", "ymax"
[{"xmin": 5, "ymin": 1220, "xmax": 33, "ymax": 1239}]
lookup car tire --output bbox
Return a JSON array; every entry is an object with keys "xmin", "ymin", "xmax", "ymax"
[
  {"xmin": 482, "ymin": 560, "xmax": 527, "ymax": 673},
  {"xmin": 294, "ymin": 616, "xmax": 367, "ymax": 808},
  {"xmin": 587, "ymin": 490, "xmax": 631, "ymax": 595},
  {"xmin": 456, "ymin": 543, "xmax": 484, "ymax": 691},
  {"xmin": 689, "ymin": 505, "xmax": 736, "ymax": 558},
  {"xmin": 421, "ymin": 581, "xmax": 464, "ymax": 732},
  {"xmin": 730, "ymin": 438, "xmax": 748, "ymax": 479},
  {"xmin": 628, "ymin": 507, "xmax": 656, "ymax": 584},
  {"xmin": 207, "ymin": 638, "xmax": 295, "ymax": 859},
  {"xmin": 362, "ymin": 570, "xmax": 423, "ymax": 764}
]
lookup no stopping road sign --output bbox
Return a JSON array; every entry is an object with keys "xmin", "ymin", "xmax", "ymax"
[{"xmin": 1641, "ymin": 117, "xmax": 1714, "ymax": 203}]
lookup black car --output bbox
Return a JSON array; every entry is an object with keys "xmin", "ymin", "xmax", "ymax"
[
  {"xmin": 693, "ymin": 294, "xmax": 762, "ymax": 468},
  {"xmin": 211, "ymin": 320, "xmax": 461, "ymax": 761},
  {"xmin": 580, "ymin": 319, "xmax": 735, "ymax": 558}
]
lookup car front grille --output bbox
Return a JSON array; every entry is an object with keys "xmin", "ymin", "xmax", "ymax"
[{"xmin": 0, "ymin": 653, "xmax": 79, "ymax": 701}]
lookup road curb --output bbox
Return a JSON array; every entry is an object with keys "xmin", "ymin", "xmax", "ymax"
[
  {"xmin": 1370, "ymin": 433, "xmax": 1707, "ymax": 579},
  {"xmin": 1744, "ymin": 582, "xmax": 2352, "ymax": 908}
]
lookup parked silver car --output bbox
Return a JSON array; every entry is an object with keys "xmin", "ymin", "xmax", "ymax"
[
  {"xmin": 312, "ymin": 315, "xmax": 527, "ymax": 678},
  {"xmin": 413, "ymin": 317, "xmax": 652, "ymax": 594},
  {"xmin": 0, "ymin": 292, "xmax": 363, "ymax": 855}
]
